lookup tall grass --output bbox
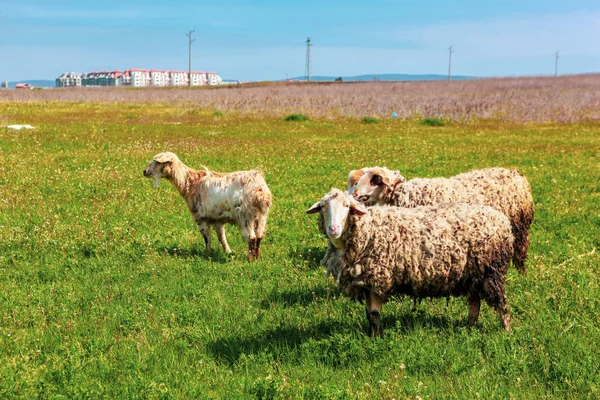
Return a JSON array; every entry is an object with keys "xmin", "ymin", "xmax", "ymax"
[{"xmin": 1, "ymin": 74, "xmax": 600, "ymax": 122}]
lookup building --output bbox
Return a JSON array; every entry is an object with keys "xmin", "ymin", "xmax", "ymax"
[
  {"xmin": 56, "ymin": 69, "xmax": 222, "ymax": 87},
  {"xmin": 206, "ymin": 72, "xmax": 222, "ymax": 86},
  {"xmin": 169, "ymin": 70, "xmax": 188, "ymax": 86},
  {"xmin": 189, "ymin": 71, "xmax": 206, "ymax": 86},
  {"xmin": 56, "ymin": 72, "xmax": 82, "ymax": 87},
  {"xmin": 150, "ymin": 70, "xmax": 170, "ymax": 86}
]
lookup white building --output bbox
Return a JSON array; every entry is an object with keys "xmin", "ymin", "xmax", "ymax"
[
  {"xmin": 56, "ymin": 69, "xmax": 222, "ymax": 88},
  {"xmin": 129, "ymin": 69, "xmax": 151, "ymax": 87},
  {"xmin": 149, "ymin": 70, "xmax": 170, "ymax": 86},
  {"xmin": 206, "ymin": 72, "xmax": 222, "ymax": 86},
  {"xmin": 56, "ymin": 72, "xmax": 83, "ymax": 87},
  {"xmin": 189, "ymin": 71, "xmax": 207, "ymax": 86},
  {"xmin": 170, "ymin": 70, "xmax": 188, "ymax": 86}
]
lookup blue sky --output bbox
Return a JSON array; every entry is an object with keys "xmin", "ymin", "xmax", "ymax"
[{"xmin": 1, "ymin": 0, "xmax": 599, "ymax": 81}]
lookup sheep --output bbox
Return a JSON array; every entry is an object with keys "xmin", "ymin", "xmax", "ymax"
[
  {"xmin": 143, "ymin": 152, "xmax": 272, "ymax": 261},
  {"xmin": 306, "ymin": 189, "xmax": 515, "ymax": 336},
  {"xmin": 349, "ymin": 167, "xmax": 534, "ymax": 274}
]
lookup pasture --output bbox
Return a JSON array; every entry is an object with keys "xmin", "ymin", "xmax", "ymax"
[{"xmin": 1, "ymin": 79, "xmax": 599, "ymax": 398}]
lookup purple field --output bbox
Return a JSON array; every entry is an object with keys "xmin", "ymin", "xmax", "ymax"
[{"xmin": 2, "ymin": 74, "xmax": 600, "ymax": 123}]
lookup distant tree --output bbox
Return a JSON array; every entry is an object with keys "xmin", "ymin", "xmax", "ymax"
[{"xmin": 335, "ymin": 77, "xmax": 343, "ymax": 82}]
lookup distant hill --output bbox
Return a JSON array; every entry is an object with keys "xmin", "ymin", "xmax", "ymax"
[
  {"xmin": 288, "ymin": 73, "xmax": 475, "ymax": 82},
  {"xmin": 6, "ymin": 80, "xmax": 55, "ymax": 88}
]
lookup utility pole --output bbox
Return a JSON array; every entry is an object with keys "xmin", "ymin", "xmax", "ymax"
[
  {"xmin": 554, "ymin": 51, "xmax": 560, "ymax": 77},
  {"xmin": 187, "ymin": 30, "xmax": 195, "ymax": 87},
  {"xmin": 447, "ymin": 45, "xmax": 454, "ymax": 81},
  {"xmin": 305, "ymin": 37, "xmax": 312, "ymax": 82}
]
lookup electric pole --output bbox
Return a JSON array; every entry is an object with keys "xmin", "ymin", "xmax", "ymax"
[
  {"xmin": 555, "ymin": 51, "xmax": 559, "ymax": 77},
  {"xmin": 305, "ymin": 37, "xmax": 312, "ymax": 82},
  {"xmin": 187, "ymin": 30, "xmax": 195, "ymax": 87},
  {"xmin": 448, "ymin": 45, "xmax": 454, "ymax": 81}
]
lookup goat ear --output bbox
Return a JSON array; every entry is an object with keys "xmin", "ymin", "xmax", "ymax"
[
  {"xmin": 153, "ymin": 152, "xmax": 175, "ymax": 164},
  {"xmin": 305, "ymin": 201, "xmax": 322, "ymax": 214}
]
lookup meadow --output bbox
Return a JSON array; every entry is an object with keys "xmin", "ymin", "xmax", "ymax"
[{"xmin": 0, "ymin": 77, "xmax": 599, "ymax": 398}]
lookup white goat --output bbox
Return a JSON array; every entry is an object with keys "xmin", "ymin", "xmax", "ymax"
[{"xmin": 143, "ymin": 152, "xmax": 272, "ymax": 261}]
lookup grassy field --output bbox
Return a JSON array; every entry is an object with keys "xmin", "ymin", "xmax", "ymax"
[{"xmin": 1, "ymin": 86, "xmax": 599, "ymax": 398}]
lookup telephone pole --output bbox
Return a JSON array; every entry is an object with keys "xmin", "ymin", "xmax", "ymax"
[
  {"xmin": 554, "ymin": 51, "xmax": 560, "ymax": 77},
  {"xmin": 187, "ymin": 30, "xmax": 195, "ymax": 87},
  {"xmin": 447, "ymin": 45, "xmax": 454, "ymax": 81},
  {"xmin": 305, "ymin": 37, "xmax": 312, "ymax": 82}
]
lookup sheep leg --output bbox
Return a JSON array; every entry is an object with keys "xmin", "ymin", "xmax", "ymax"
[
  {"xmin": 255, "ymin": 238, "xmax": 262, "ymax": 259},
  {"xmin": 214, "ymin": 224, "xmax": 232, "ymax": 254},
  {"xmin": 242, "ymin": 221, "xmax": 258, "ymax": 261},
  {"xmin": 253, "ymin": 216, "xmax": 267, "ymax": 260},
  {"xmin": 482, "ymin": 272, "xmax": 511, "ymax": 333},
  {"xmin": 247, "ymin": 239, "xmax": 258, "ymax": 261},
  {"xmin": 365, "ymin": 291, "xmax": 384, "ymax": 337},
  {"xmin": 512, "ymin": 224, "xmax": 530, "ymax": 275},
  {"xmin": 467, "ymin": 293, "xmax": 481, "ymax": 326},
  {"xmin": 198, "ymin": 222, "xmax": 211, "ymax": 254}
]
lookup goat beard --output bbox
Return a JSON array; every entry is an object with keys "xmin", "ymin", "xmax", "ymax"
[{"xmin": 153, "ymin": 176, "xmax": 161, "ymax": 188}]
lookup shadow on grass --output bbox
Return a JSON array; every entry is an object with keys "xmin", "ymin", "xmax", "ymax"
[
  {"xmin": 260, "ymin": 285, "xmax": 333, "ymax": 309},
  {"xmin": 207, "ymin": 320, "xmax": 352, "ymax": 366},
  {"xmin": 207, "ymin": 310, "xmax": 464, "ymax": 366},
  {"xmin": 381, "ymin": 308, "xmax": 460, "ymax": 333},
  {"xmin": 290, "ymin": 246, "xmax": 327, "ymax": 269},
  {"xmin": 155, "ymin": 245, "xmax": 232, "ymax": 263}
]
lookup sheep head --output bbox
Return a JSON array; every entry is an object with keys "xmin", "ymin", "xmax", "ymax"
[
  {"xmin": 306, "ymin": 189, "xmax": 367, "ymax": 247},
  {"xmin": 349, "ymin": 167, "xmax": 406, "ymax": 204},
  {"xmin": 347, "ymin": 168, "xmax": 366, "ymax": 193},
  {"xmin": 143, "ymin": 151, "xmax": 182, "ymax": 188}
]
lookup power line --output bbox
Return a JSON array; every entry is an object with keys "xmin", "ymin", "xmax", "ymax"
[
  {"xmin": 187, "ymin": 30, "xmax": 195, "ymax": 87},
  {"xmin": 448, "ymin": 45, "xmax": 454, "ymax": 81},
  {"xmin": 305, "ymin": 37, "xmax": 312, "ymax": 82}
]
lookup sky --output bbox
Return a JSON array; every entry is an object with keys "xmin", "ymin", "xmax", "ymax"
[{"xmin": 1, "ymin": 0, "xmax": 599, "ymax": 81}]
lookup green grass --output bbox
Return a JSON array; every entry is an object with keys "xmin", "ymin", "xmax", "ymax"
[
  {"xmin": 284, "ymin": 113, "xmax": 310, "ymax": 122},
  {"xmin": 361, "ymin": 117, "xmax": 378, "ymax": 124},
  {"xmin": 420, "ymin": 117, "xmax": 445, "ymax": 126},
  {"xmin": 1, "ymin": 102, "xmax": 599, "ymax": 398}
]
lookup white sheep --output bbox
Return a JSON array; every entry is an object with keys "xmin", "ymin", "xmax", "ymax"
[
  {"xmin": 349, "ymin": 167, "xmax": 534, "ymax": 274},
  {"xmin": 307, "ymin": 189, "xmax": 515, "ymax": 336},
  {"xmin": 144, "ymin": 152, "xmax": 272, "ymax": 261}
]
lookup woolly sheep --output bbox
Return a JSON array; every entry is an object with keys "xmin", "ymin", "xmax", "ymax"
[
  {"xmin": 144, "ymin": 152, "xmax": 272, "ymax": 261},
  {"xmin": 307, "ymin": 189, "xmax": 515, "ymax": 336},
  {"xmin": 349, "ymin": 167, "xmax": 533, "ymax": 274}
]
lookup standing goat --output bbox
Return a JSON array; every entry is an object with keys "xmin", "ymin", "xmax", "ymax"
[{"xmin": 143, "ymin": 152, "xmax": 272, "ymax": 261}]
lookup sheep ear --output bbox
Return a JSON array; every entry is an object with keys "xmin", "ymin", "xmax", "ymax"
[
  {"xmin": 154, "ymin": 153, "xmax": 174, "ymax": 164},
  {"xmin": 349, "ymin": 199, "xmax": 367, "ymax": 215},
  {"xmin": 394, "ymin": 171, "xmax": 406, "ymax": 184},
  {"xmin": 305, "ymin": 201, "xmax": 322, "ymax": 214}
]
